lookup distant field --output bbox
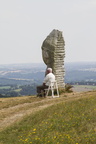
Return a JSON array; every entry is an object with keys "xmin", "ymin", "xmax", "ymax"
[
  {"xmin": 0, "ymin": 86, "xmax": 11, "ymax": 89},
  {"xmin": 72, "ymin": 85, "xmax": 96, "ymax": 92},
  {"xmin": 14, "ymin": 88, "xmax": 22, "ymax": 92}
]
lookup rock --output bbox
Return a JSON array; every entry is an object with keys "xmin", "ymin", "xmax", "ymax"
[{"xmin": 41, "ymin": 29, "xmax": 65, "ymax": 88}]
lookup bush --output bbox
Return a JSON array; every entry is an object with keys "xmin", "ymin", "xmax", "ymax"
[
  {"xmin": 65, "ymin": 84, "xmax": 73, "ymax": 93},
  {"xmin": 58, "ymin": 84, "xmax": 73, "ymax": 94}
]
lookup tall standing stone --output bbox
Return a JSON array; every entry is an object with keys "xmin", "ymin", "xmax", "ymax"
[{"xmin": 41, "ymin": 29, "xmax": 65, "ymax": 88}]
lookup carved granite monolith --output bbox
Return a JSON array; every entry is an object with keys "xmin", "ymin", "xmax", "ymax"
[{"xmin": 41, "ymin": 29, "xmax": 65, "ymax": 88}]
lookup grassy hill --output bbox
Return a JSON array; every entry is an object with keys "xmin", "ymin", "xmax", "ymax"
[{"xmin": 0, "ymin": 91, "xmax": 96, "ymax": 144}]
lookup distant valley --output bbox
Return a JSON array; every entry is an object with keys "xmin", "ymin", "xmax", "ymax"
[
  {"xmin": 65, "ymin": 62, "xmax": 96, "ymax": 84},
  {"xmin": 0, "ymin": 62, "xmax": 96, "ymax": 97}
]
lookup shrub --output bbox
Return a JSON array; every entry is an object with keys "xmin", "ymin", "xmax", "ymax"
[
  {"xmin": 65, "ymin": 84, "xmax": 73, "ymax": 93},
  {"xmin": 58, "ymin": 84, "xmax": 73, "ymax": 94}
]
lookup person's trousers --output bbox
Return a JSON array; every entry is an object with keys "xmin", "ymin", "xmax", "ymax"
[{"xmin": 37, "ymin": 85, "xmax": 48, "ymax": 97}]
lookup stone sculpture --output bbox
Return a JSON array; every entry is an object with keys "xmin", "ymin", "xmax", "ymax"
[{"xmin": 41, "ymin": 29, "xmax": 65, "ymax": 88}]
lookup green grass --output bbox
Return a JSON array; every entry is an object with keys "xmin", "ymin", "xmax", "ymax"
[{"xmin": 0, "ymin": 95, "xmax": 96, "ymax": 144}]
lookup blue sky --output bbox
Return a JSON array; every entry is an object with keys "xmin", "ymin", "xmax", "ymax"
[{"xmin": 0, "ymin": 0, "xmax": 96, "ymax": 64}]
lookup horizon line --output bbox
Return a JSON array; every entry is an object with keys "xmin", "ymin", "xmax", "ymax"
[{"xmin": 0, "ymin": 61, "xmax": 96, "ymax": 65}]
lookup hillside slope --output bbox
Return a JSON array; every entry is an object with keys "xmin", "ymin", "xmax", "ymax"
[{"xmin": 0, "ymin": 91, "xmax": 96, "ymax": 132}]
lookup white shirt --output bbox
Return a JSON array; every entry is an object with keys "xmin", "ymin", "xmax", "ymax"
[{"xmin": 43, "ymin": 73, "xmax": 55, "ymax": 86}]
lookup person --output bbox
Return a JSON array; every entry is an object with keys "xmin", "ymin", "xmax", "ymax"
[{"xmin": 37, "ymin": 68, "xmax": 55, "ymax": 97}]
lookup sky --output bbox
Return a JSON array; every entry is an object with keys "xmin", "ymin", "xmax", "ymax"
[{"xmin": 0, "ymin": 0, "xmax": 96, "ymax": 64}]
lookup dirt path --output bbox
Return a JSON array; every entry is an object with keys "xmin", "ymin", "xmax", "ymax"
[{"xmin": 0, "ymin": 91, "xmax": 96, "ymax": 131}]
